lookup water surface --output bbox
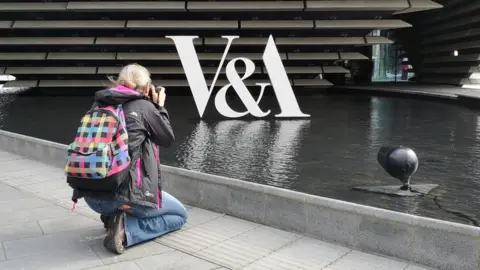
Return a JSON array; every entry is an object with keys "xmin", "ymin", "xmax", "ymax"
[{"xmin": 1, "ymin": 93, "xmax": 479, "ymax": 225}]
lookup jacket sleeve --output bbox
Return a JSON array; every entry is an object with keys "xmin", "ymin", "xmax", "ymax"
[{"xmin": 144, "ymin": 105, "xmax": 175, "ymax": 147}]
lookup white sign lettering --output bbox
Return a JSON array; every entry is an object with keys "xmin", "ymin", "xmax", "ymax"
[{"xmin": 166, "ymin": 35, "xmax": 310, "ymax": 118}]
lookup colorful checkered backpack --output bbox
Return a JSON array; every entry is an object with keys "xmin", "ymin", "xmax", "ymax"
[{"xmin": 65, "ymin": 104, "xmax": 131, "ymax": 193}]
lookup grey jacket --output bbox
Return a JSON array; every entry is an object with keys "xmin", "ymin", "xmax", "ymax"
[{"xmin": 72, "ymin": 86, "xmax": 174, "ymax": 209}]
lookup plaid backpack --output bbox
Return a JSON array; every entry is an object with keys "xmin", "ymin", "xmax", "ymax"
[{"xmin": 65, "ymin": 103, "xmax": 131, "ymax": 193}]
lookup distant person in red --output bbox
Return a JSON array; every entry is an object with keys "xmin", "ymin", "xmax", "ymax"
[{"xmin": 401, "ymin": 58, "xmax": 409, "ymax": 80}]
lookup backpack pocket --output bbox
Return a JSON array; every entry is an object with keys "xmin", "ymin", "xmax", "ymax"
[{"xmin": 65, "ymin": 142, "xmax": 112, "ymax": 179}]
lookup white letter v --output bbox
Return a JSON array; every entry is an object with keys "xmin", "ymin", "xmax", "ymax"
[{"xmin": 166, "ymin": 36, "xmax": 238, "ymax": 118}]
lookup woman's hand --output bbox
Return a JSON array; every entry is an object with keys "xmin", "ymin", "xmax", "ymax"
[
  {"xmin": 157, "ymin": 86, "xmax": 166, "ymax": 107},
  {"xmin": 148, "ymin": 85, "xmax": 166, "ymax": 107}
]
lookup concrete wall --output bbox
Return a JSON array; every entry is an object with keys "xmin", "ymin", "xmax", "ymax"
[
  {"xmin": 0, "ymin": 129, "xmax": 478, "ymax": 270},
  {"xmin": 395, "ymin": 0, "xmax": 480, "ymax": 88}
]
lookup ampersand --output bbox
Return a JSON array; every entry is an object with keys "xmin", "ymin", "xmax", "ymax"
[{"xmin": 214, "ymin": 58, "xmax": 271, "ymax": 118}]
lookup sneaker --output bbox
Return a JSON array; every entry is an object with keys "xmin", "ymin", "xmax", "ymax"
[{"xmin": 103, "ymin": 211, "xmax": 126, "ymax": 254}]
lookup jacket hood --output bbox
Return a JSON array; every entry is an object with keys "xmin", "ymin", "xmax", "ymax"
[{"xmin": 94, "ymin": 85, "xmax": 143, "ymax": 105}]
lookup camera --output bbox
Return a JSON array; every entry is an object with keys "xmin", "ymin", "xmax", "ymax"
[{"xmin": 148, "ymin": 85, "xmax": 162, "ymax": 100}]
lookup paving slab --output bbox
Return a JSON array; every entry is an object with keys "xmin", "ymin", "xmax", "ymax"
[
  {"xmin": 404, "ymin": 265, "xmax": 436, "ymax": 270},
  {"xmin": 87, "ymin": 261, "xmax": 142, "ymax": 270},
  {"xmin": 0, "ymin": 248, "xmax": 103, "ymax": 270},
  {"xmin": 0, "ymin": 149, "xmax": 437, "ymax": 270},
  {"xmin": 90, "ymin": 239, "xmax": 173, "ymax": 265},
  {"xmin": 0, "ymin": 221, "xmax": 44, "ymax": 242},
  {"xmin": 0, "ymin": 245, "xmax": 5, "ymax": 261},
  {"xmin": 134, "ymin": 250, "xmax": 221, "ymax": 270},
  {"xmin": 326, "ymin": 250, "xmax": 408, "ymax": 270}
]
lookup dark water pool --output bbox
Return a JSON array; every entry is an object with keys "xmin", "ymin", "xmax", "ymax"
[{"xmin": 1, "ymin": 93, "xmax": 479, "ymax": 225}]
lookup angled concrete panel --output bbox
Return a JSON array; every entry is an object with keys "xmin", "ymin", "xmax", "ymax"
[
  {"xmin": 305, "ymin": 0, "xmax": 409, "ymax": 11},
  {"xmin": 3, "ymin": 80, "xmax": 38, "ymax": 88},
  {"xmin": 152, "ymin": 80, "xmax": 190, "ymax": 87},
  {"xmin": 97, "ymin": 67, "xmax": 126, "ymax": 74},
  {"xmin": 241, "ymin": 20, "xmax": 314, "ymax": 29},
  {"xmin": 13, "ymin": 21, "xmax": 126, "ymax": 29},
  {"xmin": 117, "ymin": 53, "xmax": 179, "ymax": 60},
  {"xmin": 128, "ymin": 20, "xmax": 237, "ymax": 29},
  {"xmin": 198, "ymin": 53, "xmax": 287, "ymax": 60},
  {"xmin": 0, "ymin": 21, "xmax": 12, "ymax": 28},
  {"xmin": 0, "ymin": 3, "xmax": 67, "ymax": 11},
  {"xmin": 66, "ymin": 1, "xmax": 185, "ymax": 11},
  {"xmin": 285, "ymin": 67, "xmax": 323, "ymax": 74},
  {"xmin": 365, "ymin": 36, "xmax": 394, "ymax": 44},
  {"xmin": 339, "ymin": 52, "xmax": 369, "ymax": 60},
  {"xmin": 6, "ymin": 67, "xmax": 97, "ymax": 74},
  {"xmin": 0, "ymin": 37, "xmax": 94, "ymax": 45},
  {"xmin": 201, "ymin": 66, "xmax": 261, "ymax": 74},
  {"xmin": 314, "ymin": 20, "xmax": 411, "ymax": 29},
  {"xmin": 194, "ymin": 79, "xmax": 294, "ymax": 87},
  {"xmin": 410, "ymin": 0, "xmax": 480, "ymax": 87},
  {"xmin": 0, "ymin": 53, "xmax": 46, "ymax": 60},
  {"xmin": 38, "ymin": 80, "xmax": 109, "ymax": 87},
  {"xmin": 410, "ymin": 0, "xmax": 471, "ymax": 20},
  {"xmin": 95, "ymin": 37, "xmax": 202, "ymax": 45},
  {"xmin": 98, "ymin": 66, "xmax": 261, "ymax": 74},
  {"xmin": 394, "ymin": 0, "xmax": 443, "ymax": 15},
  {"xmin": 47, "ymin": 53, "xmax": 116, "ymax": 60},
  {"xmin": 322, "ymin": 66, "xmax": 350, "ymax": 73},
  {"xmin": 276, "ymin": 37, "xmax": 366, "ymax": 45},
  {"xmin": 288, "ymin": 53, "xmax": 339, "ymax": 60},
  {"xmin": 293, "ymin": 79, "xmax": 333, "ymax": 86},
  {"xmin": 205, "ymin": 37, "xmax": 268, "ymax": 45},
  {"xmin": 187, "ymin": 1, "xmax": 304, "ymax": 12}
]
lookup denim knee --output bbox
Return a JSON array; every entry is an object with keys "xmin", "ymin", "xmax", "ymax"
[{"xmin": 164, "ymin": 214, "xmax": 187, "ymax": 231}]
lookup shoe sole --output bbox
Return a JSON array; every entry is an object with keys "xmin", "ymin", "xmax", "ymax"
[{"xmin": 103, "ymin": 212, "xmax": 125, "ymax": 254}]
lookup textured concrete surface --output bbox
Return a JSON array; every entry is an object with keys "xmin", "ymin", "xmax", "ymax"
[
  {"xmin": 335, "ymin": 83, "xmax": 480, "ymax": 100},
  {"xmin": 0, "ymin": 150, "xmax": 436, "ymax": 270}
]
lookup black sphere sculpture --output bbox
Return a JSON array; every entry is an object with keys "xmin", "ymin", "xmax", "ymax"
[{"xmin": 377, "ymin": 146, "xmax": 418, "ymax": 190}]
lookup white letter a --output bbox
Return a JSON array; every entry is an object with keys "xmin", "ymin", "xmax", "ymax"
[{"xmin": 263, "ymin": 35, "xmax": 310, "ymax": 118}]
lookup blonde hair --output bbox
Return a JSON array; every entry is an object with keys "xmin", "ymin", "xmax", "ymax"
[{"xmin": 108, "ymin": 63, "xmax": 151, "ymax": 92}]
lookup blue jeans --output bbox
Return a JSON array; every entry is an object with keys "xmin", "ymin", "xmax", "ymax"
[{"xmin": 85, "ymin": 191, "xmax": 188, "ymax": 247}]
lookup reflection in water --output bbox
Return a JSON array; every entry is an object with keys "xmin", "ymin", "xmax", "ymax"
[
  {"xmin": 175, "ymin": 120, "xmax": 211, "ymax": 171},
  {"xmin": 0, "ymin": 94, "xmax": 16, "ymax": 129},
  {"xmin": 267, "ymin": 120, "xmax": 309, "ymax": 189},
  {"xmin": 176, "ymin": 120, "xmax": 309, "ymax": 189},
  {"xmin": 3, "ymin": 94, "xmax": 480, "ymax": 225}
]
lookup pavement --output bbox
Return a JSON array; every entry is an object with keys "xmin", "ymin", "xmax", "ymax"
[{"xmin": 0, "ymin": 149, "xmax": 436, "ymax": 270}]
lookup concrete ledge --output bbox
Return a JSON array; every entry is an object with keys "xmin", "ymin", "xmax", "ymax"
[
  {"xmin": 0, "ymin": 129, "xmax": 478, "ymax": 270},
  {"xmin": 0, "ymin": 130, "xmax": 67, "ymax": 168}
]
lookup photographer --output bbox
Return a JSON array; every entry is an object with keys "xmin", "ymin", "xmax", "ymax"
[{"xmin": 77, "ymin": 63, "xmax": 187, "ymax": 255}]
